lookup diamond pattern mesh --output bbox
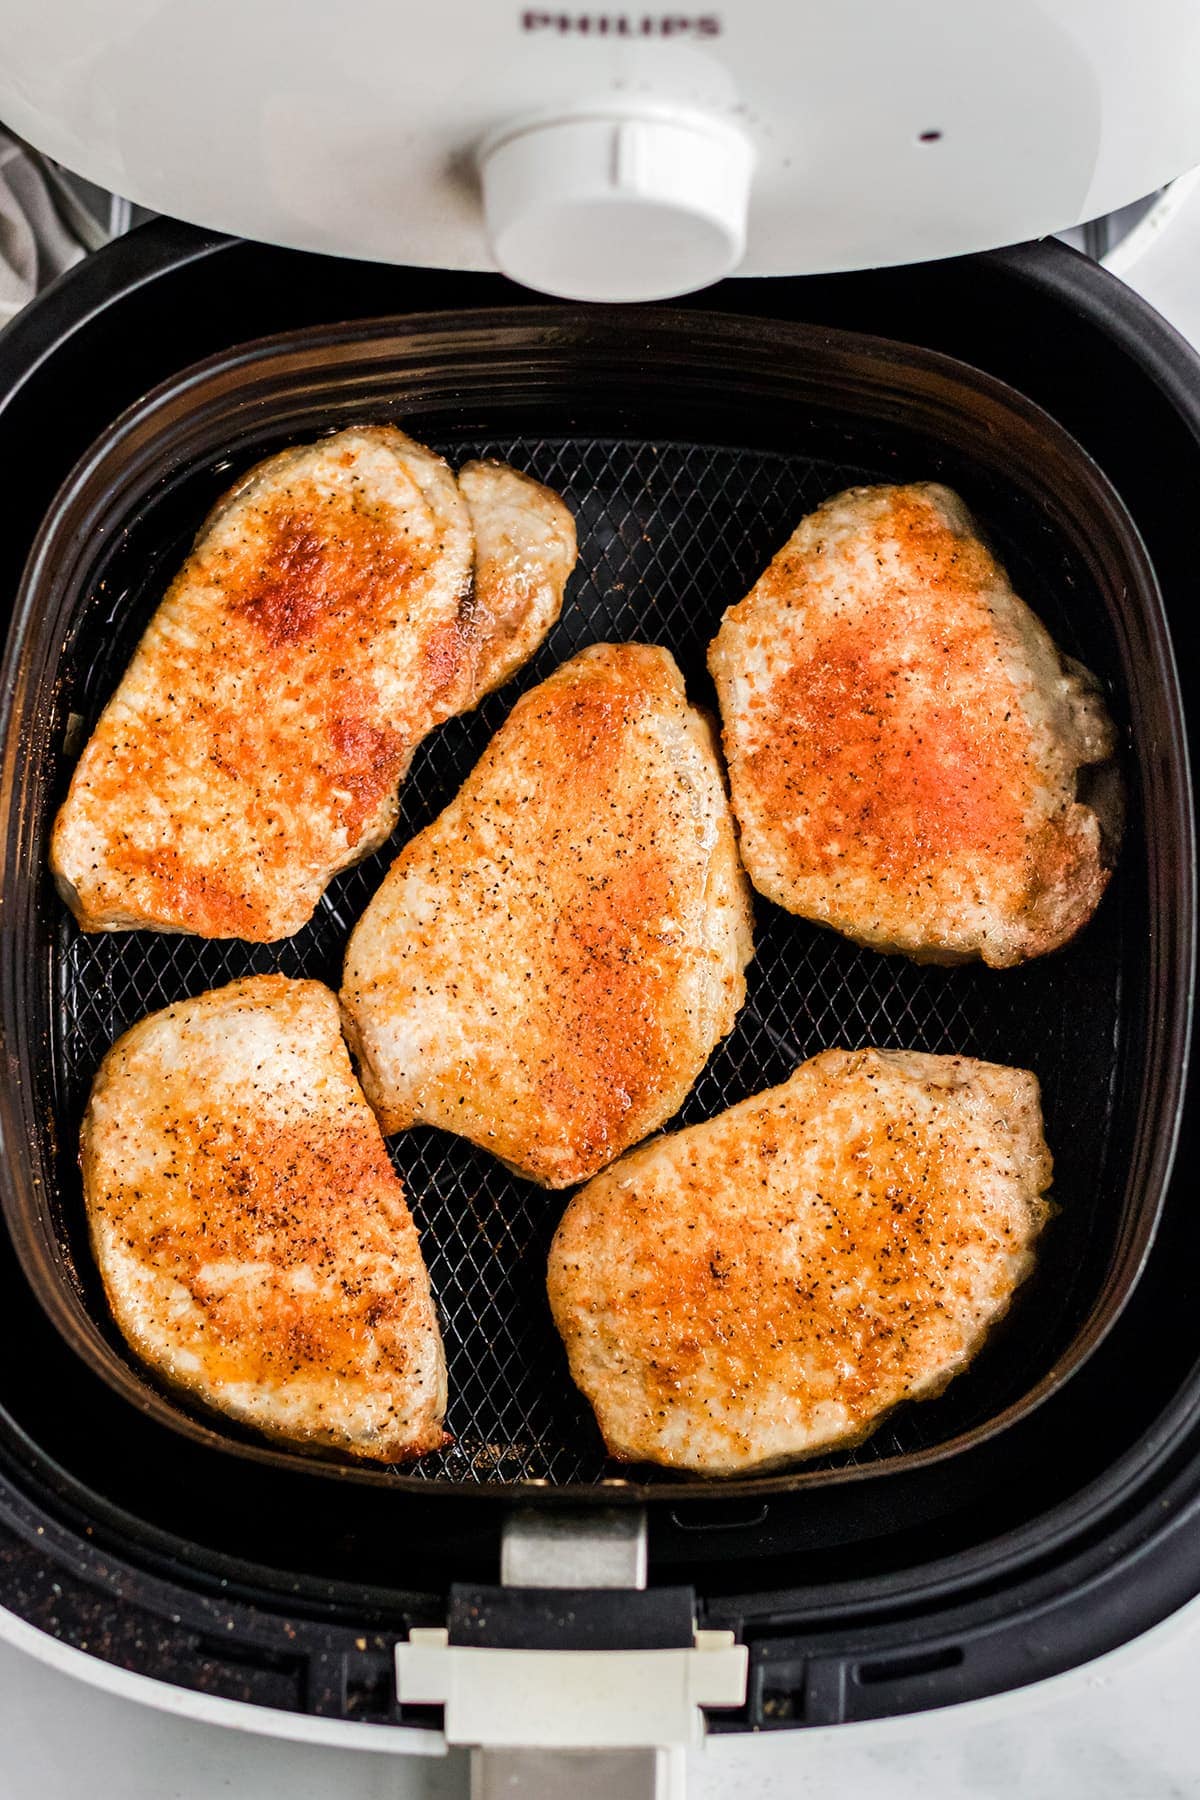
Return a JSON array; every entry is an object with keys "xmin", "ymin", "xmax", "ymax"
[{"xmin": 50, "ymin": 435, "xmax": 1124, "ymax": 1488}]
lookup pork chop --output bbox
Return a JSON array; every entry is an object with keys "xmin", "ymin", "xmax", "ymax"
[
  {"xmin": 81, "ymin": 974, "xmax": 446, "ymax": 1462},
  {"xmin": 708, "ymin": 483, "xmax": 1120, "ymax": 966},
  {"xmin": 51, "ymin": 427, "xmax": 574, "ymax": 942},
  {"xmin": 459, "ymin": 458, "xmax": 576, "ymax": 700},
  {"xmin": 341, "ymin": 642, "xmax": 754, "ymax": 1188},
  {"xmin": 548, "ymin": 1047, "xmax": 1051, "ymax": 1475}
]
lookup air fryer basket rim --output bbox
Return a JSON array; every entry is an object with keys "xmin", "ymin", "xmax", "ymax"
[{"xmin": 0, "ymin": 299, "xmax": 1190, "ymax": 1501}]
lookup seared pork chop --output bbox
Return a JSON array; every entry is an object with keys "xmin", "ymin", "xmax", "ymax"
[
  {"xmin": 459, "ymin": 459, "xmax": 576, "ymax": 700},
  {"xmin": 341, "ymin": 642, "xmax": 754, "ymax": 1188},
  {"xmin": 708, "ymin": 483, "xmax": 1120, "ymax": 967},
  {"xmin": 82, "ymin": 974, "xmax": 445, "ymax": 1462},
  {"xmin": 52, "ymin": 427, "xmax": 574, "ymax": 942},
  {"xmin": 548, "ymin": 1047, "xmax": 1051, "ymax": 1475}
]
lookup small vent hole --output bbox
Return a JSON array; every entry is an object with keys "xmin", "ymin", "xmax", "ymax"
[
  {"xmin": 856, "ymin": 1645, "xmax": 963, "ymax": 1685},
  {"xmin": 669, "ymin": 1501, "xmax": 770, "ymax": 1532}
]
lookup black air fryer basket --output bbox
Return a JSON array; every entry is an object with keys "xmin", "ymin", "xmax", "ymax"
[{"xmin": 0, "ymin": 221, "xmax": 1196, "ymax": 1735}]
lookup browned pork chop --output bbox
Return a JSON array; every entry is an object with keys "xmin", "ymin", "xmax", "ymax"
[
  {"xmin": 458, "ymin": 458, "xmax": 576, "ymax": 699},
  {"xmin": 549, "ymin": 1047, "xmax": 1051, "ymax": 1475},
  {"xmin": 709, "ymin": 483, "xmax": 1120, "ymax": 966},
  {"xmin": 341, "ymin": 642, "xmax": 754, "ymax": 1188},
  {"xmin": 52, "ymin": 427, "xmax": 575, "ymax": 941},
  {"xmin": 82, "ymin": 975, "xmax": 445, "ymax": 1462}
]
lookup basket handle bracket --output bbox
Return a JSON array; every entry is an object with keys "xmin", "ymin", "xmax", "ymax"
[{"xmin": 395, "ymin": 1507, "xmax": 747, "ymax": 1798}]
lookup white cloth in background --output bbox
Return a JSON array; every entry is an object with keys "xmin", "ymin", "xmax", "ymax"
[{"xmin": 0, "ymin": 129, "xmax": 86, "ymax": 324}]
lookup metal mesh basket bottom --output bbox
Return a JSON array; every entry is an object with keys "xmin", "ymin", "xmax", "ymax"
[{"xmin": 53, "ymin": 434, "xmax": 1124, "ymax": 1487}]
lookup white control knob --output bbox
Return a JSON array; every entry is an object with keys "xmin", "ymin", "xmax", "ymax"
[{"xmin": 479, "ymin": 111, "xmax": 755, "ymax": 303}]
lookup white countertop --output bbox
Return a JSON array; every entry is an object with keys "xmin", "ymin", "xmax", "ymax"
[
  {"xmin": 4, "ymin": 196, "xmax": 1200, "ymax": 1800},
  {"xmin": 4, "ymin": 1587, "xmax": 1200, "ymax": 1799}
]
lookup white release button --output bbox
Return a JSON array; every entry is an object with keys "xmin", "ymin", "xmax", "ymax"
[{"xmin": 480, "ymin": 110, "xmax": 755, "ymax": 303}]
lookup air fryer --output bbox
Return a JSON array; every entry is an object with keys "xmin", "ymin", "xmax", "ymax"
[{"xmin": 0, "ymin": 217, "xmax": 1193, "ymax": 1799}]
